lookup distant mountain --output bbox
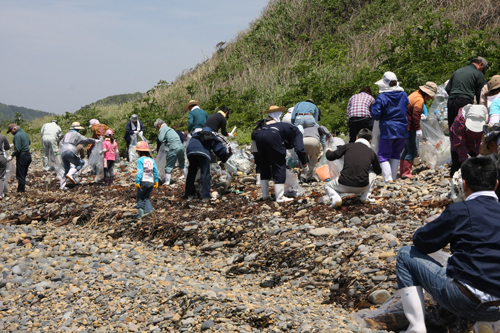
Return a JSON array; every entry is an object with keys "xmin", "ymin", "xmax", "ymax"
[
  {"xmin": 81, "ymin": 92, "xmax": 144, "ymax": 109},
  {"xmin": 0, "ymin": 103, "xmax": 54, "ymax": 122}
]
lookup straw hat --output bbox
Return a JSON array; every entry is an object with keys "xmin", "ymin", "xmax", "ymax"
[
  {"xmin": 134, "ymin": 141, "xmax": 150, "ymax": 152},
  {"xmin": 265, "ymin": 105, "xmax": 287, "ymax": 113},
  {"xmin": 70, "ymin": 122, "xmax": 85, "ymax": 130},
  {"xmin": 488, "ymin": 75, "xmax": 500, "ymax": 91},
  {"xmin": 184, "ymin": 100, "xmax": 200, "ymax": 110},
  {"xmin": 419, "ymin": 82, "xmax": 438, "ymax": 98}
]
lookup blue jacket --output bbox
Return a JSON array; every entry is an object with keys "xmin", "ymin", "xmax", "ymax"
[
  {"xmin": 186, "ymin": 127, "xmax": 230, "ymax": 162},
  {"xmin": 188, "ymin": 108, "xmax": 209, "ymax": 132},
  {"xmin": 371, "ymin": 91, "xmax": 409, "ymax": 139},
  {"xmin": 413, "ymin": 195, "xmax": 500, "ymax": 298},
  {"xmin": 291, "ymin": 101, "xmax": 320, "ymax": 124},
  {"xmin": 124, "ymin": 120, "xmax": 145, "ymax": 143}
]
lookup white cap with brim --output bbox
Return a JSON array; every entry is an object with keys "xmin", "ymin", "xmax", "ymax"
[
  {"xmin": 463, "ymin": 105, "xmax": 488, "ymax": 132},
  {"xmin": 375, "ymin": 71, "xmax": 404, "ymax": 93}
]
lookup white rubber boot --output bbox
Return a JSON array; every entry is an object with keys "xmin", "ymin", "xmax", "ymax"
[
  {"xmin": 60, "ymin": 178, "xmax": 68, "ymax": 190},
  {"xmin": 66, "ymin": 168, "xmax": 77, "ymax": 183},
  {"xmin": 474, "ymin": 320, "xmax": 500, "ymax": 333},
  {"xmin": 261, "ymin": 180, "xmax": 271, "ymax": 200},
  {"xmin": 164, "ymin": 173, "xmax": 171, "ymax": 185},
  {"xmin": 256, "ymin": 174, "xmax": 261, "ymax": 185},
  {"xmin": 450, "ymin": 179, "xmax": 455, "ymax": 198},
  {"xmin": 275, "ymin": 184, "xmax": 293, "ymax": 202},
  {"xmin": 390, "ymin": 158, "xmax": 400, "ymax": 181},
  {"xmin": 360, "ymin": 188, "xmax": 375, "ymax": 203},
  {"xmin": 324, "ymin": 185, "xmax": 342, "ymax": 207},
  {"xmin": 400, "ymin": 286, "xmax": 426, "ymax": 333},
  {"xmin": 380, "ymin": 161, "xmax": 393, "ymax": 182},
  {"xmin": 182, "ymin": 168, "xmax": 188, "ymax": 180}
]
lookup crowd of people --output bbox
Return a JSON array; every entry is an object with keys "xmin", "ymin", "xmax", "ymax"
[{"xmin": 1, "ymin": 56, "xmax": 500, "ymax": 332}]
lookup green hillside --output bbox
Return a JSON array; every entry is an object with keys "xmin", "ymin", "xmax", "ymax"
[
  {"xmin": 25, "ymin": 0, "xmax": 500, "ymax": 152},
  {"xmin": 81, "ymin": 92, "xmax": 144, "ymax": 109},
  {"xmin": 0, "ymin": 102, "xmax": 54, "ymax": 122}
]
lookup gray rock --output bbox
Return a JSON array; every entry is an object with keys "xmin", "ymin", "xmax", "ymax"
[
  {"xmin": 309, "ymin": 228, "xmax": 339, "ymax": 237},
  {"xmin": 368, "ymin": 290, "xmax": 391, "ymax": 305},
  {"xmin": 201, "ymin": 320, "xmax": 215, "ymax": 331}
]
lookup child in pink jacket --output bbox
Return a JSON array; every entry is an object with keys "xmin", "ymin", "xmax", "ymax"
[{"xmin": 102, "ymin": 129, "xmax": 118, "ymax": 186}]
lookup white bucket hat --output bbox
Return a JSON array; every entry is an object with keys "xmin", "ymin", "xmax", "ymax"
[
  {"xmin": 463, "ymin": 105, "xmax": 488, "ymax": 132},
  {"xmin": 375, "ymin": 72, "xmax": 404, "ymax": 93}
]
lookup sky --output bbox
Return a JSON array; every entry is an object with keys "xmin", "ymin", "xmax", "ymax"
[{"xmin": 0, "ymin": 0, "xmax": 270, "ymax": 114}]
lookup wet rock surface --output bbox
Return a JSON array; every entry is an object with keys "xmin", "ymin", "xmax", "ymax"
[{"xmin": 0, "ymin": 154, "xmax": 460, "ymax": 332}]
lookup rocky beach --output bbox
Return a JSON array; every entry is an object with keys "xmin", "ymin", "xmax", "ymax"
[{"xmin": 0, "ymin": 153, "xmax": 460, "ymax": 332}]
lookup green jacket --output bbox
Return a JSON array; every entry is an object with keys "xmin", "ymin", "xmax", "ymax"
[
  {"xmin": 12, "ymin": 128, "xmax": 31, "ymax": 157},
  {"xmin": 188, "ymin": 107, "xmax": 209, "ymax": 132},
  {"xmin": 445, "ymin": 63, "xmax": 486, "ymax": 103},
  {"xmin": 158, "ymin": 124, "xmax": 184, "ymax": 150}
]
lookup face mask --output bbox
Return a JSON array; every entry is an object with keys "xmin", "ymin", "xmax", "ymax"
[{"xmin": 487, "ymin": 93, "xmax": 500, "ymax": 108}]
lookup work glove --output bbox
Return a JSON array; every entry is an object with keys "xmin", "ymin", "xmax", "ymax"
[
  {"xmin": 228, "ymin": 133, "xmax": 234, "ymax": 139},
  {"xmin": 135, "ymin": 184, "xmax": 141, "ymax": 189},
  {"xmin": 416, "ymin": 130, "xmax": 423, "ymax": 139},
  {"xmin": 153, "ymin": 182, "xmax": 158, "ymax": 188},
  {"xmin": 421, "ymin": 114, "xmax": 427, "ymax": 120},
  {"xmin": 133, "ymin": 130, "xmax": 138, "ymax": 135},
  {"xmin": 328, "ymin": 137, "xmax": 334, "ymax": 143},
  {"xmin": 7, "ymin": 156, "xmax": 13, "ymax": 162},
  {"xmin": 139, "ymin": 131, "xmax": 143, "ymax": 137},
  {"xmin": 99, "ymin": 150, "xmax": 103, "ymax": 155}
]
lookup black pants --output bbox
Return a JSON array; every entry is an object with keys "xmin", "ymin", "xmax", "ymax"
[
  {"xmin": 16, "ymin": 153, "xmax": 32, "ymax": 193},
  {"xmin": 185, "ymin": 155, "xmax": 211, "ymax": 199},
  {"xmin": 253, "ymin": 152, "xmax": 261, "ymax": 174},
  {"xmin": 255, "ymin": 130, "xmax": 286, "ymax": 184},
  {"xmin": 348, "ymin": 117, "xmax": 374, "ymax": 143},
  {"xmin": 450, "ymin": 150, "xmax": 477, "ymax": 178},
  {"xmin": 447, "ymin": 97, "xmax": 472, "ymax": 129}
]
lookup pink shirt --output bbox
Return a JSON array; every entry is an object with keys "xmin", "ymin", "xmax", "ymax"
[{"xmin": 103, "ymin": 140, "xmax": 118, "ymax": 161}]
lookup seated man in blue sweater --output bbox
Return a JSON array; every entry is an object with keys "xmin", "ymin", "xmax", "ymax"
[{"xmin": 396, "ymin": 157, "xmax": 500, "ymax": 333}]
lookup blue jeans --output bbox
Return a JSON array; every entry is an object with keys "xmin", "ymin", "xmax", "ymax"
[
  {"xmin": 137, "ymin": 181, "xmax": 154, "ymax": 213},
  {"xmin": 397, "ymin": 246, "xmax": 500, "ymax": 322},
  {"xmin": 294, "ymin": 115, "xmax": 318, "ymax": 129},
  {"xmin": 401, "ymin": 131, "xmax": 418, "ymax": 161},
  {"xmin": 61, "ymin": 150, "xmax": 85, "ymax": 175}
]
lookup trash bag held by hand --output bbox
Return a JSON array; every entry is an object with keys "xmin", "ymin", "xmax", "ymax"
[
  {"xmin": 419, "ymin": 115, "xmax": 451, "ymax": 169},
  {"xmin": 89, "ymin": 140, "xmax": 104, "ymax": 182},
  {"xmin": 128, "ymin": 134, "xmax": 139, "ymax": 163},
  {"xmin": 284, "ymin": 170, "xmax": 305, "ymax": 197},
  {"xmin": 155, "ymin": 143, "xmax": 168, "ymax": 184},
  {"xmin": 3, "ymin": 160, "xmax": 15, "ymax": 194}
]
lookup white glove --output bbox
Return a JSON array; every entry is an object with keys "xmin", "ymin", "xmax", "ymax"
[
  {"xmin": 7, "ymin": 156, "xmax": 13, "ymax": 162},
  {"xmin": 139, "ymin": 131, "xmax": 143, "ymax": 136},
  {"xmin": 133, "ymin": 130, "xmax": 138, "ymax": 135},
  {"xmin": 228, "ymin": 133, "xmax": 234, "ymax": 139},
  {"xmin": 421, "ymin": 114, "xmax": 427, "ymax": 120},
  {"xmin": 416, "ymin": 130, "xmax": 423, "ymax": 139},
  {"xmin": 328, "ymin": 137, "xmax": 334, "ymax": 143}
]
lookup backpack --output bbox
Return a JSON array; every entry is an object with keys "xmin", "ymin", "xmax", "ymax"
[{"xmin": 251, "ymin": 119, "xmax": 268, "ymax": 140}]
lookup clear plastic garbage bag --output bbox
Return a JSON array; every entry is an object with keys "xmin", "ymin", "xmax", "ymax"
[
  {"xmin": 138, "ymin": 132, "xmax": 149, "ymax": 144},
  {"xmin": 286, "ymin": 149, "xmax": 300, "ymax": 168},
  {"xmin": 3, "ymin": 160, "xmax": 15, "ymax": 194},
  {"xmin": 54, "ymin": 153, "xmax": 65, "ymax": 181},
  {"xmin": 284, "ymin": 170, "xmax": 305, "ymax": 197},
  {"xmin": 212, "ymin": 170, "xmax": 232, "ymax": 196},
  {"xmin": 88, "ymin": 140, "xmax": 104, "ymax": 182},
  {"xmin": 314, "ymin": 138, "xmax": 344, "ymax": 181},
  {"xmin": 128, "ymin": 134, "xmax": 139, "ymax": 163},
  {"xmin": 224, "ymin": 150, "xmax": 253, "ymax": 175},
  {"xmin": 419, "ymin": 114, "xmax": 451, "ymax": 169},
  {"xmin": 156, "ymin": 143, "xmax": 168, "ymax": 184}
]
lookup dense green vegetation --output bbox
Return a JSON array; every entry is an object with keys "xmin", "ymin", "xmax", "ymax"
[{"xmin": 22, "ymin": 0, "xmax": 500, "ymax": 152}]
